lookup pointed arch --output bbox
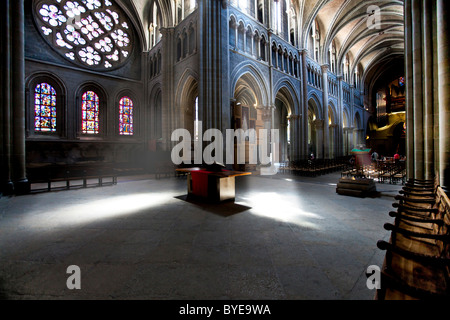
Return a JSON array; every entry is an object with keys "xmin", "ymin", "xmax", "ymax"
[{"xmin": 230, "ymin": 62, "xmax": 269, "ymax": 107}]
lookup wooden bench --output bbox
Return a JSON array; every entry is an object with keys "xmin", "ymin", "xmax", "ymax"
[
  {"xmin": 375, "ymin": 177, "xmax": 450, "ymax": 299},
  {"xmin": 28, "ymin": 163, "xmax": 117, "ymax": 192}
]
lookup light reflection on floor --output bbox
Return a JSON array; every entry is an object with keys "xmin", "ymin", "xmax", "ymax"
[
  {"xmin": 237, "ymin": 192, "xmax": 324, "ymax": 229},
  {"xmin": 17, "ymin": 192, "xmax": 174, "ymax": 230}
]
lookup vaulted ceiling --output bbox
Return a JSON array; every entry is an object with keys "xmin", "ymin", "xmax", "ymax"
[
  {"xmin": 301, "ymin": 0, "xmax": 403, "ymax": 85},
  {"xmin": 125, "ymin": 0, "xmax": 404, "ymax": 87}
]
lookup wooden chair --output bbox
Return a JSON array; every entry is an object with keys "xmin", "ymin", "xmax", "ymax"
[{"xmin": 375, "ymin": 178, "xmax": 450, "ymax": 300}]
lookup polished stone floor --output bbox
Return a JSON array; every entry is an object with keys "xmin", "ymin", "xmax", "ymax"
[{"xmin": 0, "ymin": 172, "xmax": 402, "ymax": 300}]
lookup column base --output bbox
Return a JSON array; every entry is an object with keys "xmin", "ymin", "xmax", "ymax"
[
  {"xmin": 13, "ymin": 179, "xmax": 30, "ymax": 195},
  {"xmin": 1, "ymin": 181, "xmax": 15, "ymax": 196},
  {"xmin": 441, "ymin": 167, "xmax": 450, "ymax": 196}
]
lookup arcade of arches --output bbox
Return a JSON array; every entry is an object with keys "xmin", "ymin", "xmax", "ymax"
[{"xmin": 0, "ymin": 1, "xmax": 449, "ymax": 194}]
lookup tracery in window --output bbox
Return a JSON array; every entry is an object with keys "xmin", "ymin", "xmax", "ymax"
[
  {"xmin": 34, "ymin": 83, "xmax": 57, "ymax": 132},
  {"xmin": 34, "ymin": 0, "xmax": 133, "ymax": 70},
  {"xmin": 119, "ymin": 96, "xmax": 134, "ymax": 136}
]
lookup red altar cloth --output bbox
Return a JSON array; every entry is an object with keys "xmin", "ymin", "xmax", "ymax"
[{"xmin": 190, "ymin": 170, "xmax": 214, "ymax": 198}]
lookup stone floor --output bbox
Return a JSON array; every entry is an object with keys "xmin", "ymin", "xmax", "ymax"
[{"xmin": 0, "ymin": 172, "xmax": 403, "ymax": 300}]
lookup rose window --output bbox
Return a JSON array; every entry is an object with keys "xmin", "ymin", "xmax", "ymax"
[{"xmin": 34, "ymin": 0, "xmax": 133, "ymax": 70}]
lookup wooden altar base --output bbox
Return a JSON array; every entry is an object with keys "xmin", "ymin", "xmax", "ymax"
[
  {"xmin": 336, "ymin": 177, "xmax": 377, "ymax": 198},
  {"xmin": 176, "ymin": 168, "xmax": 251, "ymax": 203}
]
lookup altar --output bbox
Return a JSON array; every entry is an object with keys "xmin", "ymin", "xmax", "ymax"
[{"xmin": 176, "ymin": 167, "xmax": 251, "ymax": 203}]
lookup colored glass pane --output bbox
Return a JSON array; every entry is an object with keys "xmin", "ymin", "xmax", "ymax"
[
  {"xmin": 34, "ymin": 83, "xmax": 57, "ymax": 132},
  {"xmin": 82, "ymin": 91, "xmax": 99, "ymax": 134},
  {"xmin": 119, "ymin": 96, "xmax": 133, "ymax": 135}
]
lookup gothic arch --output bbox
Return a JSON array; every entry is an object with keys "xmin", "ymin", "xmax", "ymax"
[
  {"xmin": 175, "ymin": 69, "xmax": 199, "ymax": 136},
  {"xmin": 115, "ymin": 89, "xmax": 139, "ymax": 136},
  {"xmin": 342, "ymin": 106, "xmax": 350, "ymax": 128},
  {"xmin": 149, "ymin": 84, "xmax": 163, "ymax": 141},
  {"xmin": 26, "ymin": 71, "xmax": 67, "ymax": 137},
  {"xmin": 353, "ymin": 110, "xmax": 362, "ymax": 129},
  {"xmin": 327, "ymin": 101, "xmax": 337, "ymax": 124},
  {"xmin": 230, "ymin": 62, "xmax": 269, "ymax": 107},
  {"xmin": 273, "ymin": 79, "xmax": 300, "ymax": 115},
  {"xmin": 75, "ymin": 81, "xmax": 108, "ymax": 137},
  {"xmin": 307, "ymin": 92, "xmax": 323, "ymax": 118}
]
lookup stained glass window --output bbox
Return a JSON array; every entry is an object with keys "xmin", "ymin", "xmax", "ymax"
[
  {"xmin": 82, "ymin": 91, "xmax": 99, "ymax": 134},
  {"xmin": 34, "ymin": 0, "xmax": 133, "ymax": 70},
  {"xmin": 35, "ymin": 83, "xmax": 57, "ymax": 132},
  {"xmin": 119, "ymin": 96, "xmax": 133, "ymax": 135}
]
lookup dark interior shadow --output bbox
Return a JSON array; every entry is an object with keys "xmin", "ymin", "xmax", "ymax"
[
  {"xmin": 174, "ymin": 195, "xmax": 252, "ymax": 217},
  {"xmin": 0, "ymin": 278, "xmax": 9, "ymax": 300}
]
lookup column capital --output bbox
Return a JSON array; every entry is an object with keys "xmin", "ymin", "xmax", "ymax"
[
  {"xmin": 258, "ymin": 105, "xmax": 274, "ymax": 121},
  {"xmin": 321, "ymin": 64, "xmax": 329, "ymax": 73},
  {"xmin": 256, "ymin": 105, "xmax": 275, "ymax": 110},
  {"xmin": 313, "ymin": 119, "xmax": 324, "ymax": 129},
  {"xmin": 159, "ymin": 27, "xmax": 174, "ymax": 34},
  {"xmin": 221, "ymin": 0, "xmax": 227, "ymax": 9},
  {"xmin": 299, "ymin": 49, "xmax": 309, "ymax": 56},
  {"xmin": 288, "ymin": 114, "xmax": 302, "ymax": 121}
]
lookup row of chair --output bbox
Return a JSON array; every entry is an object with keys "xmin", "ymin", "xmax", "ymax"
[
  {"xmin": 374, "ymin": 177, "xmax": 450, "ymax": 299},
  {"xmin": 279, "ymin": 158, "xmax": 348, "ymax": 177},
  {"xmin": 341, "ymin": 162, "xmax": 406, "ymax": 185}
]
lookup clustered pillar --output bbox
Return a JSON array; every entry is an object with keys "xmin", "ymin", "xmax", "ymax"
[
  {"xmin": 437, "ymin": 0, "xmax": 450, "ymax": 193},
  {"xmin": 1, "ymin": 0, "xmax": 29, "ymax": 195},
  {"xmin": 405, "ymin": 0, "xmax": 450, "ymax": 193},
  {"xmin": 321, "ymin": 64, "xmax": 329, "ymax": 159}
]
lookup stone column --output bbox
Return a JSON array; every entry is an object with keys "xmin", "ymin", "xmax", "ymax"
[
  {"xmin": 253, "ymin": 34, "xmax": 259, "ymax": 58},
  {"xmin": 423, "ymin": 0, "xmax": 434, "ymax": 180},
  {"xmin": 299, "ymin": 50, "xmax": 309, "ymax": 159},
  {"xmin": 404, "ymin": 0, "xmax": 415, "ymax": 180},
  {"xmin": 243, "ymin": 26, "xmax": 247, "ymax": 53},
  {"xmin": 329, "ymin": 124, "xmax": 338, "ymax": 159},
  {"xmin": 343, "ymin": 127, "xmax": 351, "ymax": 156},
  {"xmin": 313, "ymin": 119, "xmax": 324, "ymax": 159},
  {"xmin": 11, "ymin": 0, "xmax": 28, "ymax": 194},
  {"xmin": 337, "ymin": 75, "xmax": 344, "ymax": 157},
  {"xmin": 232, "ymin": 21, "xmax": 238, "ymax": 49},
  {"xmin": 412, "ymin": 0, "xmax": 424, "ymax": 179},
  {"xmin": 348, "ymin": 126, "xmax": 354, "ymax": 151},
  {"xmin": 321, "ymin": 64, "xmax": 329, "ymax": 159},
  {"xmin": 258, "ymin": 106, "xmax": 274, "ymax": 164},
  {"xmin": 198, "ymin": 0, "xmax": 230, "ymax": 133},
  {"xmin": 289, "ymin": 114, "xmax": 301, "ymax": 161},
  {"xmin": 437, "ymin": 0, "xmax": 450, "ymax": 193},
  {"xmin": 1, "ymin": 0, "xmax": 14, "ymax": 194},
  {"xmin": 160, "ymin": 27, "xmax": 175, "ymax": 151}
]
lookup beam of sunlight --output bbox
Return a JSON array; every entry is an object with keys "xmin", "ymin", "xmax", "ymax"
[
  {"xmin": 237, "ymin": 192, "xmax": 323, "ymax": 229},
  {"xmin": 19, "ymin": 192, "xmax": 174, "ymax": 230}
]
